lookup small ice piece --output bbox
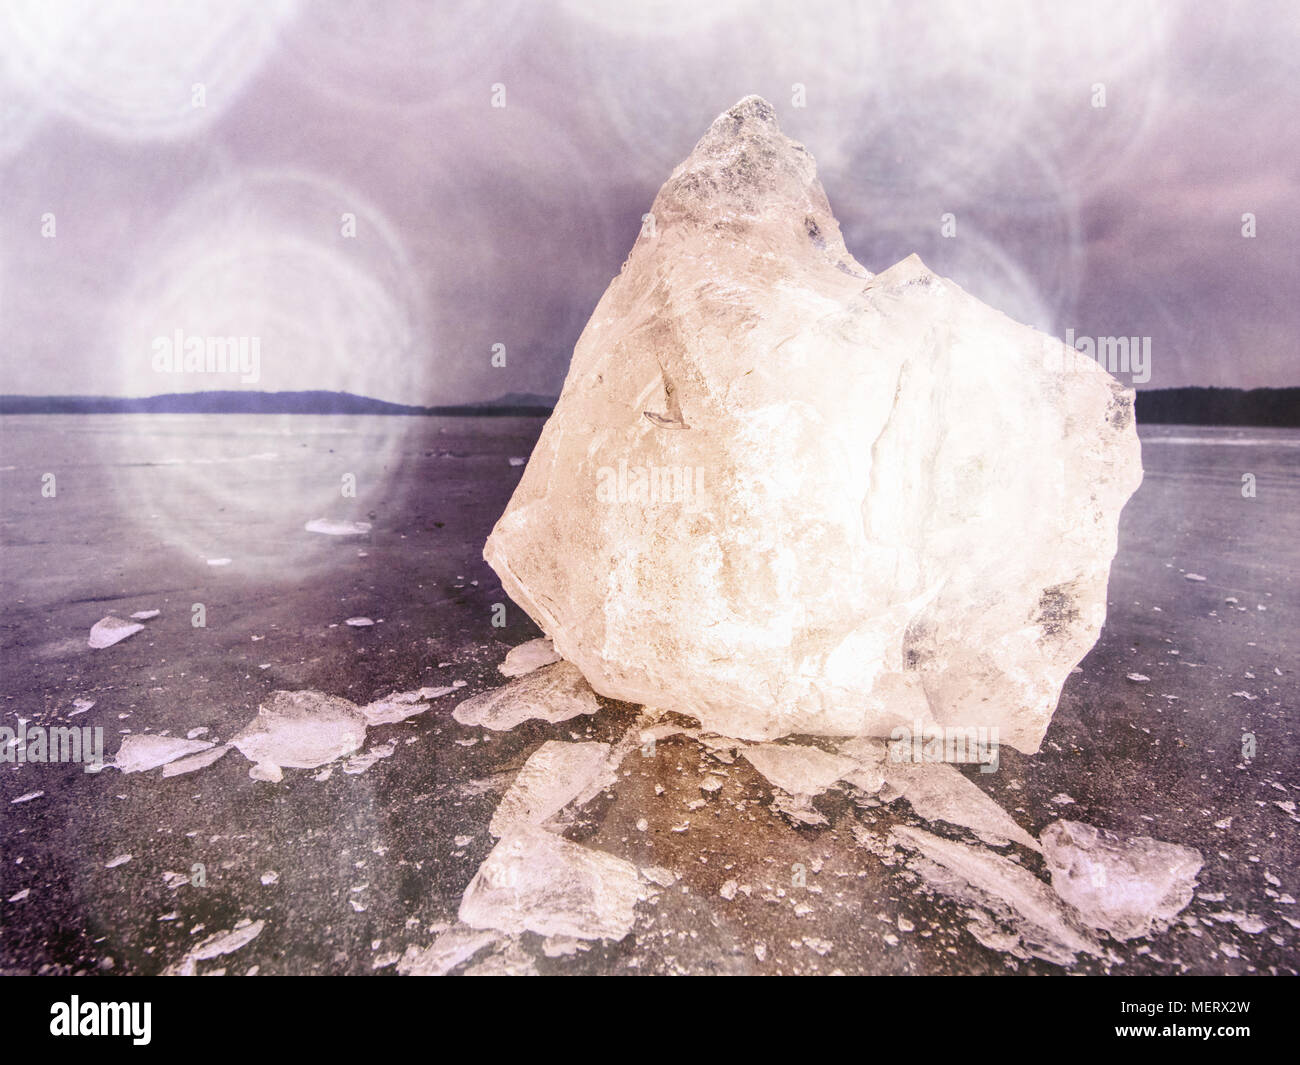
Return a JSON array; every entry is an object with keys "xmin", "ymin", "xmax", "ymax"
[
  {"xmin": 1039, "ymin": 820, "xmax": 1203, "ymax": 940},
  {"xmin": 162, "ymin": 744, "xmax": 230, "ymax": 778},
  {"xmin": 508, "ymin": 456, "xmax": 526, "ymax": 467},
  {"xmin": 88, "ymin": 616, "xmax": 144, "ymax": 649},
  {"xmin": 230, "ymin": 690, "xmax": 367, "ymax": 772},
  {"xmin": 186, "ymin": 727, "xmax": 209, "ymax": 739},
  {"xmin": 305, "ymin": 518, "xmax": 372, "ymax": 536},
  {"xmin": 130, "ymin": 609, "xmax": 161, "ymax": 620},
  {"xmin": 104, "ymin": 854, "xmax": 132, "ymax": 868},
  {"xmin": 880, "ymin": 762, "xmax": 1041, "ymax": 851},
  {"xmin": 1125, "ymin": 673, "xmax": 1150, "ymax": 683},
  {"xmin": 498, "ymin": 637, "xmax": 561, "ymax": 677},
  {"xmin": 1209, "ymin": 911, "xmax": 1267, "ymax": 934},
  {"xmin": 260, "ymin": 871, "xmax": 279, "ymax": 886},
  {"xmin": 488, "ymin": 740, "xmax": 613, "ymax": 836},
  {"xmin": 167, "ymin": 919, "xmax": 265, "ymax": 975},
  {"xmin": 69, "ymin": 698, "xmax": 96, "ymax": 717},
  {"xmin": 343, "ymin": 741, "xmax": 396, "ymax": 775},
  {"xmin": 249, "ymin": 762, "xmax": 283, "ymax": 782},
  {"xmin": 742, "ymin": 742, "xmax": 856, "ymax": 796},
  {"xmin": 459, "ymin": 826, "xmax": 641, "ymax": 941},
  {"xmin": 359, "ymin": 687, "xmax": 453, "ymax": 726},
  {"xmin": 891, "ymin": 825, "xmax": 1103, "ymax": 966},
  {"xmin": 1050, "ymin": 793, "xmax": 1076, "ymax": 805},
  {"xmin": 1184, "ymin": 573, "xmax": 1207, "ymax": 582},
  {"xmin": 206, "ymin": 558, "xmax": 232, "ymax": 567},
  {"xmin": 397, "ymin": 926, "xmax": 500, "ymax": 976},
  {"xmin": 113, "ymin": 735, "xmax": 215, "ymax": 774},
  {"xmin": 720, "ymin": 879, "xmax": 739, "ymax": 901},
  {"xmin": 8, "ymin": 888, "xmax": 31, "ymax": 902},
  {"xmin": 452, "ymin": 662, "xmax": 600, "ymax": 731},
  {"xmin": 11, "ymin": 790, "xmax": 44, "ymax": 804},
  {"xmin": 344, "ymin": 617, "xmax": 374, "ymax": 627}
]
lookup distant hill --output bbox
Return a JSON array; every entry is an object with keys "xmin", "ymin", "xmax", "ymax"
[
  {"xmin": 1, "ymin": 387, "xmax": 1294, "ymax": 426},
  {"xmin": 1134, "ymin": 387, "xmax": 1300, "ymax": 428},
  {"xmin": 0, "ymin": 390, "xmax": 557, "ymax": 417}
]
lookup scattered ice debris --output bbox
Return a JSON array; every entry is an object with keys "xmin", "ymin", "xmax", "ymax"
[
  {"xmin": 8, "ymin": 888, "xmax": 31, "ymax": 902},
  {"xmin": 891, "ymin": 825, "xmax": 1103, "ymax": 966},
  {"xmin": 206, "ymin": 558, "xmax": 231, "ymax": 567},
  {"xmin": 489, "ymin": 740, "xmax": 613, "ymax": 837},
  {"xmin": 260, "ymin": 871, "xmax": 279, "ymax": 886},
  {"xmin": 642, "ymin": 865, "xmax": 678, "ymax": 888},
  {"xmin": 166, "ymin": 919, "xmax": 265, "ymax": 976},
  {"xmin": 162, "ymin": 745, "xmax": 230, "ymax": 778},
  {"xmin": 129, "ymin": 609, "xmax": 160, "ymax": 621},
  {"xmin": 452, "ymin": 662, "xmax": 600, "ymax": 731},
  {"xmin": 10, "ymin": 790, "xmax": 44, "ymax": 804},
  {"xmin": 1039, "ymin": 820, "xmax": 1202, "ymax": 941},
  {"xmin": 304, "ymin": 518, "xmax": 372, "ymax": 536},
  {"xmin": 359, "ymin": 686, "xmax": 453, "ymax": 726},
  {"xmin": 879, "ymin": 762, "xmax": 1040, "ymax": 852},
  {"xmin": 104, "ymin": 854, "xmax": 132, "ymax": 869},
  {"xmin": 397, "ymin": 926, "xmax": 500, "ymax": 976},
  {"xmin": 463, "ymin": 938, "xmax": 538, "ymax": 976},
  {"xmin": 542, "ymin": 935, "xmax": 588, "ymax": 958},
  {"xmin": 771, "ymin": 793, "xmax": 828, "ymax": 826},
  {"xmin": 113, "ymin": 735, "xmax": 215, "ymax": 774},
  {"xmin": 344, "ymin": 617, "xmax": 374, "ymax": 627},
  {"xmin": 248, "ymin": 763, "xmax": 283, "ymax": 782},
  {"xmin": 69, "ymin": 698, "xmax": 95, "ymax": 717},
  {"xmin": 1125, "ymin": 673, "xmax": 1150, "ymax": 683},
  {"xmin": 1184, "ymin": 573, "xmax": 1207, "ymax": 582},
  {"xmin": 343, "ymin": 741, "xmax": 396, "ymax": 775},
  {"xmin": 1209, "ymin": 912, "xmax": 1267, "ymax": 934},
  {"xmin": 230, "ymin": 690, "xmax": 367, "ymax": 775},
  {"xmin": 742, "ymin": 742, "xmax": 857, "ymax": 796},
  {"xmin": 499, "ymin": 637, "xmax": 562, "ymax": 678},
  {"xmin": 459, "ymin": 826, "xmax": 641, "ymax": 941},
  {"xmin": 88, "ymin": 616, "xmax": 144, "ymax": 649}
]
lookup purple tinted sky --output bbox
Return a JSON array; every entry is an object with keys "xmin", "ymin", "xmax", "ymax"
[{"xmin": 0, "ymin": 0, "xmax": 1296, "ymax": 403}]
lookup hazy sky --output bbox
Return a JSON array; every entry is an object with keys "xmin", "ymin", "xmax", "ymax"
[{"xmin": 1, "ymin": 0, "xmax": 1296, "ymax": 403}]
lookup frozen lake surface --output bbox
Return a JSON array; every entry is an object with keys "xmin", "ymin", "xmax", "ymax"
[{"xmin": 0, "ymin": 415, "xmax": 1295, "ymax": 974}]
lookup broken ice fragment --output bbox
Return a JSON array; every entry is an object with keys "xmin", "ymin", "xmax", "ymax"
[
  {"xmin": 498, "ymin": 637, "xmax": 561, "ymax": 677},
  {"xmin": 359, "ymin": 686, "xmax": 453, "ymax": 726},
  {"xmin": 891, "ymin": 825, "xmax": 1103, "ymax": 966},
  {"xmin": 230, "ymin": 690, "xmax": 367, "ymax": 772},
  {"xmin": 305, "ymin": 518, "xmax": 372, "ymax": 536},
  {"xmin": 742, "ymin": 743, "xmax": 856, "ymax": 796},
  {"xmin": 113, "ymin": 735, "xmax": 215, "ymax": 773},
  {"xmin": 161, "ymin": 744, "xmax": 230, "ymax": 778},
  {"xmin": 881, "ymin": 761, "xmax": 1040, "ymax": 852},
  {"xmin": 489, "ymin": 740, "xmax": 613, "ymax": 836},
  {"xmin": 452, "ymin": 662, "xmax": 600, "ymax": 731},
  {"xmin": 1039, "ymin": 820, "xmax": 1202, "ymax": 940},
  {"xmin": 88, "ymin": 616, "xmax": 144, "ymax": 649},
  {"xmin": 459, "ymin": 826, "xmax": 641, "ymax": 941},
  {"xmin": 397, "ymin": 926, "xmax": 500, "ymax": 976}
]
